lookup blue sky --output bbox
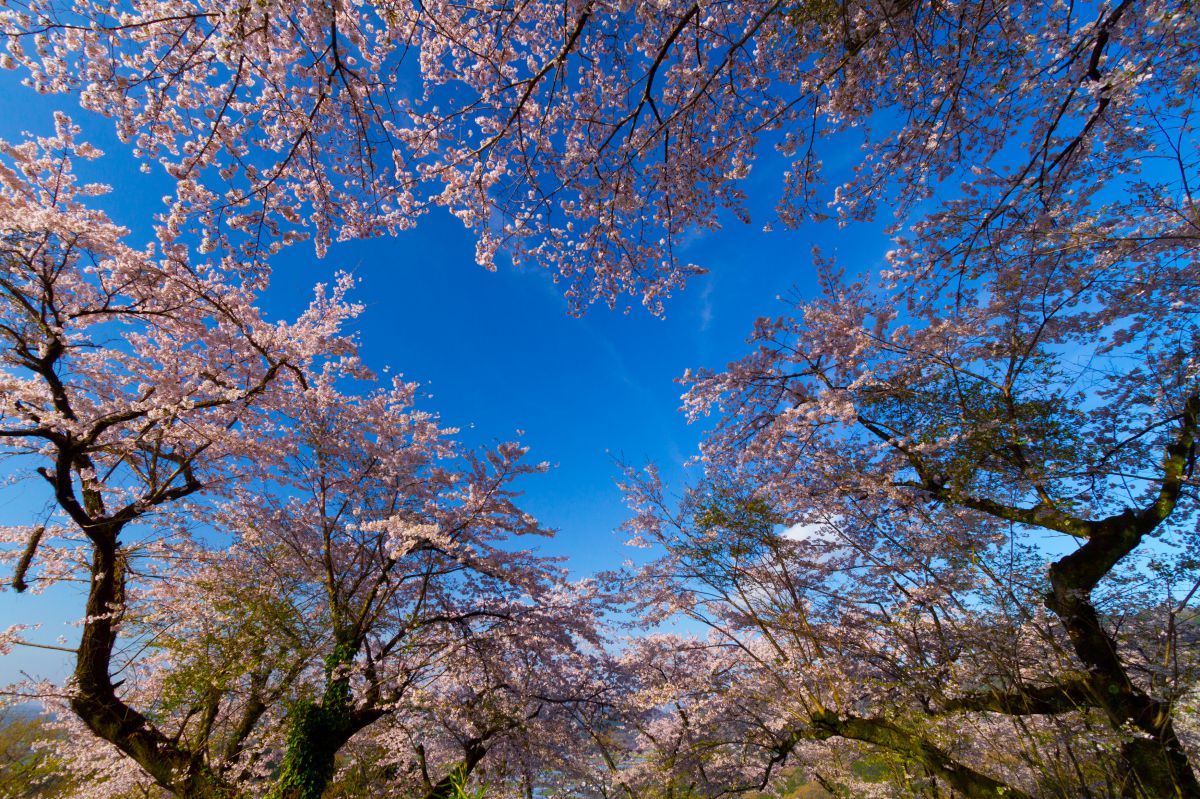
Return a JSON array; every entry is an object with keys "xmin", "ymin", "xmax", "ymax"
[{"xmin": 0, "ymin": 72, "xmax": 892, "ymax": 682}]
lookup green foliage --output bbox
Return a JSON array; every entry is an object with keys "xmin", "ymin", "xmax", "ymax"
[
  {"xmin": 321, "ymin": 642, "xmax": 357, "ymax": 718},
  {"xmin": 267, "ymin": 700, "xmax": 340, "ymax": 799},
  {"xmin": 447, "ymin": 765, "xmax": 486, "ymax": 799},
  {"xmin": 0, "ymin": 709, "xmax": 76, "ymax": 799},
  {"xmin": 147, "ymin": 563, "xmax": 308, "ymax": 724},
  {"xmin": 690, "ymin": 489, "xmax": 780, "ymax": 559}
]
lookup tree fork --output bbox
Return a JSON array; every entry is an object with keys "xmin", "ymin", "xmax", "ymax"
[{"xmin": 267, "ymin": 640, "xmax": 372, "ymax": 799}]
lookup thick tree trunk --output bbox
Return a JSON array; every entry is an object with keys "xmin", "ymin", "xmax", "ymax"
[
  {"xmin": 1041, "ymin": 395, "xmax": 1200, "ymax": 799},
  {"xmin": 265, "ymin": 699, "xmax": 353, "ymax": 799},
  {"xmin": 71, "ymin": 528, "xmax": 232, "ymax": 798},
  {"xmin": 1121, "ymin": 737, "xmax": 1200, "ymax": 799},
  {"xmin": 1045, "ymin": 578, "xmax": 1200, "ymax": 799},
  {"xmin": 267, "ymin": 642, "xmax": 380, "ymax": 799}
]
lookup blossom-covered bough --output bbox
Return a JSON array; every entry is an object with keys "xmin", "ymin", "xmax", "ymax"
[
  {"xmin": 4, "ymin": 1, "xmax": 1191, "ymax": 313},
  {"xmin": 623, "ymin": 258, "xmax": 1200, "ymax": 794},
  {"xmin": 601, "ymin": 1, "xmax": 1197, "ymax": 796}
]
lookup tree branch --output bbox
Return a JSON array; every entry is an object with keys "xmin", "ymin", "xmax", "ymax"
[
  {"xmin": 938, "ymin": 674, "xmax": 1096, "ymax": 716},
  {"xmin": 808, "ymin": 710, "xmax": 1034, "ymax": 799}
]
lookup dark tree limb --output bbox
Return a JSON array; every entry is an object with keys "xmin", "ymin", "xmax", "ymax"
[
  {"xmin": 938, "ymin": 673, "xmax": 1096, "ymax": 716},
  {"xmin": 807, "ymin": 710, "xmax": 1034, "ymax": 799},
  {"xmin": 10, "ymin": 525, "xmax": 44, "ymax": 592}
]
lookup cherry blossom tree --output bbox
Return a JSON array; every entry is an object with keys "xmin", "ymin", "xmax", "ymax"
[
  {"xmin": 0, "ymin": 121, "xmax": 602, "ymax": 799},
  {"xmin": 621, "ymin": 118, "xmax": 1200, "ymax": 794},
  {"xmin": 0, "ymin": 112, "xmax": 357, "ymax": 797},
  {"xmin": 2, "ymin": 0, "xmax": 1193, "ymax": 312},
  {"xmin": 197, "ymin": 374, "xmax": 600, "ymax": 799}
]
